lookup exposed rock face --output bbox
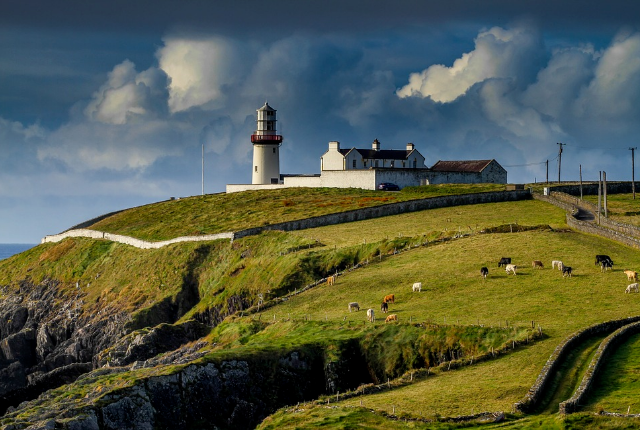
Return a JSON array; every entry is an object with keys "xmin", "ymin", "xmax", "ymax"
[
  {"xmin": 4, "ymin": 350, "xmax": 331, "ymax": 430},
  {"xmin": 0, "ymin": 279, "xmax": 133, "ymax": 413}
]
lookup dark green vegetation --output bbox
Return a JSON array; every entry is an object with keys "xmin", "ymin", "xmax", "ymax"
[
  {"xmin": 3, "ymin": 186, "xmax": 640, "ymax": 429},
  {"xmin": 583, "ymin": 193, "xmax": 640, "ymax": 227}
]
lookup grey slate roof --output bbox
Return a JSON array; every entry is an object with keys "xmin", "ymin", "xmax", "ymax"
[
  {"xmin": 429, "ymin": 160, "xmax": 497, "ymax": 173},
  {"xmin": 339, "ymin": 148, "xmax": 415, "ymax": 160}
]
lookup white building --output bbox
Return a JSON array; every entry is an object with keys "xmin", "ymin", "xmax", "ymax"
[
  {"xmin": 320, "ymin": 139, "xmax": 426, "ymax": 171},
  {"xmin": 251, "ymin": 102, "xmax": 283, "ymax": 185},
  {"xmin": 226, "ymin": 104, "xmax": 507, "ymax": 193}
]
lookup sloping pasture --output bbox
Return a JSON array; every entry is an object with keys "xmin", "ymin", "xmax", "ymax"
[
  {"xmin": 261, "ymin": 227, "xmax": 640, "ymax": 418},
  {"xmin": 290, "ymin": 199, "xmax": 567, "ymax": 248}
]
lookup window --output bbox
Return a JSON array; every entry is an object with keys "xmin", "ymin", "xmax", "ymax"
[
  {"xmin": 352, "ymin": 159, "xmax": 356, "ymax": 168},
  {"xmin": 254, "ymin": 166, "xmax": 258, "ymax": 172},
  {"xmin": 273, "ymin": 148, "xmax": 276, "ymax": 153},
  {"xmin": 413, "ymin": 159, "xmax": 417, "ymax": 168},
  {"xmin": 390, "ymin": 161, "xmax": 395, "ymax": 168},
  {"xmin": 402, "ymin": 161, "xmax": 406, "ymax": 168},
  {"xmin": 375, "ymin": 160, "xmax": 379, "ymax": 167}
]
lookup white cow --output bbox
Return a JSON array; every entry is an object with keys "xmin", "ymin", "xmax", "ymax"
[
  {"xmin": 367, "ymin": 308, "xmax": 375, "ymax": 322},
  {"xmin": 626, "ymin": 283, "xmax": 639, "ymax": 293},
  {"xmin": 505, "ymin": 264, "xmax": 518, "ymax": 275},
  {"xmin": 552, "ymin": 260, "xmax": 564, "ymax": 271},
  {"xmin": 412, "ymin": 282, "xmax": 422, "ymax": 292}
]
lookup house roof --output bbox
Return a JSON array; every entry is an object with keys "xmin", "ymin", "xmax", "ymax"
[
  {"xmin": 430, "ymin": 160, "xmax": 496, "ymax": 173},
  {"xmin": 339, "ymin": 148, "xmax": 417, "ymax": 160}
]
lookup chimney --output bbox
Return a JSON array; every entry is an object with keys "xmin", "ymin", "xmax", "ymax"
[
  {"xmin": 329, "ymin": 141, "xmax": 340, "ymax": 151},
  {"xmin": 372, "ymin": 139, "xmax": 380, "ymax": 151},
  {"xmin": 406, "ymin": 142, "xmax": 415, "ymax": 151}
]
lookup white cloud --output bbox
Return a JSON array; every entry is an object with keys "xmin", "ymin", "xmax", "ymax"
[
  {"xmin": 396, "ymin": 25, "xmax": 543, "ymax": 102},
  {"xmin": 158, "ymin": 37, "xmax": 246, "ymax": 113},
  {"xmin": 84, "ymin": 60, "xmax": 169, "ymax": 125}
]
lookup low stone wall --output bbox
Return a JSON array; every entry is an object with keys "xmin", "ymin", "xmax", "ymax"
[
  {"xmin": 234, "ymin": 190, "xmax": 532, "ymax": 239},
  {"xmin": 41, "ymin": 230, "xmax": 235, "ymax": 248},
  {"xmin": 513, "ymin": 316, "xmax": 640, "ymax": 414},
  {"xmin": 559, "ymin": 321, "xmax": 640, "ymax": 414},
  {"xmin": 533, "ymin": 192, "xmax": 640, "ymax": 249},
  {"xmin": 545, "ymin": 182, "xmax": 634, "ymax": 196},
  {"xmin": 41, "ymin": 190, "xmax": 531, "ymax": 249}
]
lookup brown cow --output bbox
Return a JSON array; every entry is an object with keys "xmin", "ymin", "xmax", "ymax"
[
  {"xmin": 624, "ymin": 270, "xmax": 638, "ymax": 282},
  {"xmin": 383, "ymin": 294, "xmax": 395, "ymax": 304},
  {"xmin": 385, "ymin": 314, "xmax": 398, "ymax": 323},
  {"xmin": 327, "ymin": 275, "xmax": 336, "ymax": 286},
  {"xmin": 532, "ymin": 260, "xmax": 544, "ymax": 269}
]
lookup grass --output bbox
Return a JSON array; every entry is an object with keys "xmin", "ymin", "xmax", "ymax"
[
  {"xmin": 583, "ymin": 193, "xmax": 640, "ymax": 227},
  {"xmin": 254, "ymin": 226, "xmax": 640, "ymax": 419},
  {"xmin": 86, "ymin": 185, "xmax": 507, "ymax": 241},
  {"xmin": 583, "ymin": 332, "xmax": 640, "ymax": 414},
  {"xmin": 290, "ymin": 199, "xmax": 567, "ymax": 249}
]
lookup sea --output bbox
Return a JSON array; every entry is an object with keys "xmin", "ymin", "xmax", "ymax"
[{"xmin": 0, "ymin": 244, "xmax": 36, "ymax": 261}]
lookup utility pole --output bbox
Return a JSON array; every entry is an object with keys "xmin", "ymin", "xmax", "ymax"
[
  {"xmin": 598, "ymin": 171, "xmax": 602, "ymax": 225},
  {"xmin": 202, "ymin": 142, "xmax": 205, "ymax": 196},
  {"xmin": 579, "ymin": 165, "xmax": 583, "ymax": 200},
  {"xmin": 557, "ymin": 143, "xmax": 565, "ymax": 183},
  {"xmin": 603, "ymin": 171, "xmax": 608, "ymax": 218},
  {"xmin": 546, "ymin": 160, "xmax": 549, "ymax": 183},
  {"xmin": 631, "ymin": 147, "xmax": 637, "ymax": 199}
]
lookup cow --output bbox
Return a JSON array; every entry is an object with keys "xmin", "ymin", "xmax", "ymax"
[
  {"xmin": 480, "ymin": 267, "xmax": 488, "ymax": 279},
  {"xmin": 348, "ymin": 302, "xmax": 360, "ymax": 312},
  {"xmin": 380, "ymin": 302, "xmax": 388, "ymax": 313},
  {"xmin": 595, "ymin": 255, "xmax": 612, "ymax": 266},
  {"xmin": 505, "ymin": 264, "xmax": 517, "ymax": 275},
  {"xmin": 498, "ymin": 257, "xmax": 511, "ymax": 267},
  {"xmin": 412, "ymin": 282, "xmax": 422, "ymax": 292},
  {"xmin": 600, "ymin": 260, "xmax": 613, "ymax": 272},
  {"xmin": 626, "ymin": 283, "xmax": 639, "ymax": 293},
  {"xmin": 383, "ymin": 294, "xmax": 395, "ymax": 304},
  {"xmin": 624, "ymin": 270, "xmax": 638, "ymax": 282},
  {"xmin": 552, "ymin": 260, "xmax": 564, "ymax": 270},
  {"xmin": 367, "ymin": 308, "xmax": 375, "ymax": 322},
  {"xmin": 532, "ymin": 260, "xmax": 544, "ymax": 269},
  {"xmin": 327, "ymin": 275, "xmax": 336, "ymax": 286},
  {"xmin": 385, "ymin": 314, "xmax": 398, "ymax": 323},
  {"xmin": 562, "ymin": 266, "xmax": 572, "ymax": 278}
]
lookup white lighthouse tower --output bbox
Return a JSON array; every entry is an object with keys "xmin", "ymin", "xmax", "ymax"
[{"xmin": 251, "ymin": 102, "xmax": 283, "ymax": 185}]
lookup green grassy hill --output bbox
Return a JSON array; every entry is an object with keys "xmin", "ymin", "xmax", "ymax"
[{"xmin": 3, "ymin": 186, "xmax": 640, "ymax": 429}]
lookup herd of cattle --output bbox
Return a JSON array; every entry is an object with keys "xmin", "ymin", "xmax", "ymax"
[{"xmin": 344, "ymin": 254, "xmax": 640, "ymax": 322}]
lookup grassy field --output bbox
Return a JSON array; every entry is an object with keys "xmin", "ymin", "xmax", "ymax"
[
  {"xmin": 256, "ymin": 223, "xmax": 640, "ymax": 421},
  {"xmin": 583, "ymin": 332, "xmax": 640, "ymax": 414},
  {"xmin": 86, "ymin": 184, "xmax": 506, "ymax": 241},
  {"xmin": 583, "ymin": 193, "xmax": 640, "ymax": 227}
]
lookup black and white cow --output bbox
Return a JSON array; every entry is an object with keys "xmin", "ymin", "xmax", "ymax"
[{"xmin": 498, "ymin": 257, "xmax": 511, "ymax": 267}]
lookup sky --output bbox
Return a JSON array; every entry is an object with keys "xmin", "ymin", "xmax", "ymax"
[{"xmin": 3, "ymin": 0, "xmax": 640, "ymax": 243}]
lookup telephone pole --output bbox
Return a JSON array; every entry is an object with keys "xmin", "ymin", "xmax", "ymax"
[
  {"xmin": 631, "ymin": 147, "xmax": 637, "ymax": 200},
  {"xmin": 546, "ymin": 160, "xmax": 549, "ymax": 183},
  {"xmin": 202, "ymin": 142, "xmax": 205, "ymax": 196},
  {"xmin": 557, "ymin": 143, "xmax": 565, "ymax": 183}
]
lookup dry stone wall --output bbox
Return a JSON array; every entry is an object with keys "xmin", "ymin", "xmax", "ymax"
[
  {"xmin": 42, "ymin": 190, "xmax": 532, "ymax": 249},
  {"xmin": 559, "ymin": 321, "xmax": 640, "ymax": 414},
  {"xmin": 513, "ymin": 316, "xmax": 640, "ymax": 414}
]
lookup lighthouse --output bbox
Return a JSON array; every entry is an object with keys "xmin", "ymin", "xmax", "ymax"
[{"xmin": 251, "ymin": 102, "xmax": 283, "ymax": 185}]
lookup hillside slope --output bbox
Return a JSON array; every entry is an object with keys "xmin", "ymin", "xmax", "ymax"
[{"xmin": 1, "ymin": 187, "xmax": 639, "ymax": 429}]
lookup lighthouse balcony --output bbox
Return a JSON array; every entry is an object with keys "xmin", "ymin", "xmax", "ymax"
[{"xmin": 251, "ymin": 134, "xmax": 283, "ymax": 144}]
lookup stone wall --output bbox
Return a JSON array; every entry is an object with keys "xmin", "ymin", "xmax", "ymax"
[
  {"xmin": 41, "ymin": 229, "xmax": 235, "ymax": 248},
  {"xmin": 233, "ymin": 190, "xmax": 532, "ymax": 239},
  {"xmin": 545, "ymin": 182, "xmax": 634, "ymax": 196},
  {"xmin": 42, "ymin": 191, "xmax": 532, "ymax": 249},
  {"xmin": 533, "ymin": 193, "xmax": 640, "ymax": 250},
  {"xmin": 513, "ymin": 316, "xmax": 640, "ymax": 414},
  {"xmin": 559, "ymin": 321, "xmax": 640, "ymax": 414}
]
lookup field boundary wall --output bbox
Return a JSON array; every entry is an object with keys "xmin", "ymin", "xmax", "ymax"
[
  {"xmin": 559, "ymin": 320, "xmax": 640, "ymax": 414},
  {"xmin": 532, "ymin": 193, "xmax": 640, "ymax": 249},
  {"xmin": 42, "ymin": 190, "xmax": 531, "ymax": 249},
  {"xmin": 513, "ymin": 316, "xmax": 640, "ymax": 414}
]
